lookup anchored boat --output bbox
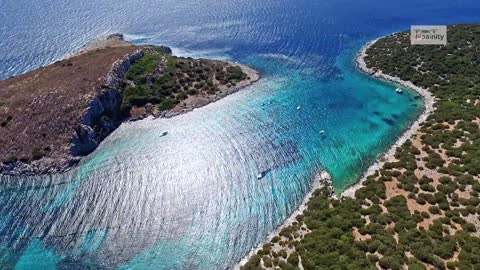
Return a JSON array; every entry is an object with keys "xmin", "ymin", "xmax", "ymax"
[{"xmin": 257, "ymin": 169, "xmax": 271, "ymax": 179}]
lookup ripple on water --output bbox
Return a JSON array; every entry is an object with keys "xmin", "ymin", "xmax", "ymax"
[{"xmin": 0, "ymin": 0, "xmax": 473, "ymax": 268}]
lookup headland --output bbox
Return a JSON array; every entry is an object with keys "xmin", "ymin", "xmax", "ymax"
[{"xmin": 0, "ymin": 34, "xmax": 259, "ymax": 175}]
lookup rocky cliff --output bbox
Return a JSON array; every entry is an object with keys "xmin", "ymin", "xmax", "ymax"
[
  {"xmin": 70, "ymin": 49, "xmax": 144, "ymax": 156},
  {"xmin": 0, "ymin": 39, "xmax": 141, "ymax": 176},
  {"xmin": 0, "ymin": 34, "xmax": 257, "ymax": 176}
]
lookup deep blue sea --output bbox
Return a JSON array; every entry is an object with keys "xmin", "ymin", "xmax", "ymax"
[{"xmin": 1, "ymin": 0, "xmax": 480, "ymax": 269}]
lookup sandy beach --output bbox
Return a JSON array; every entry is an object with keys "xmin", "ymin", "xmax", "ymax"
[{"xmin": 342, "ymin": 38, "xmax": 435, "ymax": 197}]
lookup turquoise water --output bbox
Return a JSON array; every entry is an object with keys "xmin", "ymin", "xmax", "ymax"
[{"xmin": 1, "ymin": 0, "xmax": 480, "ymax": 268}]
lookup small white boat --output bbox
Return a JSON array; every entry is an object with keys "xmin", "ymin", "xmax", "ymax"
[
  {"xmin": 320, "ymin": 130, "xmax": 325, "ymax": 135},
  {"xmin": 257, "ymin": 169, "xmax": 270, "ymax": 179},
  {"xmin": 297, "ymin": 106, "xmax": 301, "ymax": 110},
  {"xmin": 395, "ymin": 88, "xmax": 403, "ymax": 93}
]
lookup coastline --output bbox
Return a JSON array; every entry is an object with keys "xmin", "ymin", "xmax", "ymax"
[
  {"xmin": 73, "ymin": 34, "xmax": 261, "ymax": 120},
  {"xmin": 162, "ymin": 61, "xmax": 260, "ymax": 118},
  {"xmin": 0, "ymin": 34, "xmax": 261, "ymax": 176},
  {"xmin": 233, "ymin": 171, "xmax": 333, "ymax": 269},
  {"xmin": 341, "ymin": 38, "xmax": 435, "ymax": 197},
  {"xmin": 69, "ymin": 33, "xmax": 133, "ymax": 57},
  {"xmin": 237, "ymin": 36, "xmax": 437, "ymax": 268}
]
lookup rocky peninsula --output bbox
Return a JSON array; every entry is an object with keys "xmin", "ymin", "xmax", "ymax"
[{"xmin": 0, "ymin": 34, "xmax": 259, "ymax": 175}]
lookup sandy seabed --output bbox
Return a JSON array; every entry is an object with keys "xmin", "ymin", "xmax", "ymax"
[{"xmin": 342, "ymin": 38, "xmax": 435, "ymax": 198}]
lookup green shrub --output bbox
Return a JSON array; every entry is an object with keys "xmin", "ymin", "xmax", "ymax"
[
  {"xmin": 31, "ymin": 148, "xmax": 45, "ymax": 160},
  {"xmin": 262, "ymin": 256, "xmax": 273, "ymax": 267},
  {"xmin": 158, "ymin": 98, "xmax": 176, "ymax": 111},
  {"xmin": 428, "ymin": 206, "xmax": 442, "ymax": 215},
  {"xmin": 286, "ymin": 251, "xmax": 299, "ymax": 266}
]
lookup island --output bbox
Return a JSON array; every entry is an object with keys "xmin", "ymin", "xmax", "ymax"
[
  {"xmin": 240, "ymin": 24, "xmax": 480, "ymax": 270},
  {"xmin": 0, "ymin": 34, "xmax": 259, "ymax": 175}
]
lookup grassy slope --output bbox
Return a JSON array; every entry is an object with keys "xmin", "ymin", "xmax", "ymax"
[{"xmin": 241, "ymin": 24, "xmax": 480, "ymax": 270}]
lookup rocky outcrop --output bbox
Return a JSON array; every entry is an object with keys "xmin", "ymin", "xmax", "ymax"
[
  {"xmin": 70, "ymin": 49, "xmax": 144, "ymax": 156},
  {"xmin": 0, "ymin": 35, "xmax": 258, "ymax": 176},
  {"xmin": 0, "ymin": 49, "xmax": 144, "ymax": 176},
  {"xmin": 0, "ymin": 158, "xmax": 66, "ymax": 176}
]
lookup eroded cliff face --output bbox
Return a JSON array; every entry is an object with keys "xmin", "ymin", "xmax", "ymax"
[
  {"xmin": 0, "ymin": 37, "xmax": 257, "ymax": 176},
  {"xmin": 70, "ymin": 50, "xmax": 144, "ymax": 157},
  {"xmin": 0, "ymin": 49, "xmax": 144, "ymax": 176}
]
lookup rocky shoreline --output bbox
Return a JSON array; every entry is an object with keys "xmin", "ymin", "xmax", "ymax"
[
  {"xmin": 234, "ymin": 171, "xmax": 333, "ymax": 269},
  {"xmin": 341, "ymin": 38, "xmax": 435, "ymax": 198},
  {"xmin": 159, "ymin": 62, "xmax": 259, "ymax": 118},
  {"xmin": 237, "ymin": 37, "xmax": 436, "ymax": 268},
  {"xmin": 238, "ymin": 26, "xmax": 480, "ymax": 269},
  {"xmin": 0, "ymin": 34, "xmax": 260, "ymax": 176},
  {"xmin": 0, "ymin": 47, "xmax": 144, "ymax": 176}
]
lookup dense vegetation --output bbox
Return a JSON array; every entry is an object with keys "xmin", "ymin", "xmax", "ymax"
[
  {"xmin": 121, "ymin": 46, "xmax": 247, "ymax": 115},
  {"xmin": 241, "ymin": 24, "xmax": 480, "ymax": 270}
]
